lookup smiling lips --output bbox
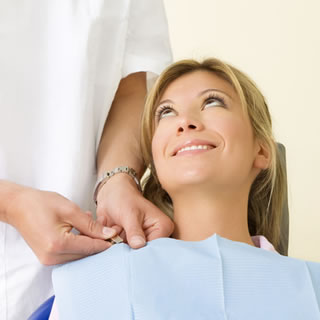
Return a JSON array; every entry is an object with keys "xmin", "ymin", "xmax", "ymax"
[
  {"xmin": 172, "ymin": 140, "xmax": 217, "ymax": 156},
  {"xmin": 176, "ymin": 144, "xmax": 213, "ymax": 155}
]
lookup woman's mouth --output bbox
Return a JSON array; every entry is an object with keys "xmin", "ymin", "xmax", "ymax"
[{"xmin": 173, "ymin": 143, "xmax": 217, "ymax": 157}]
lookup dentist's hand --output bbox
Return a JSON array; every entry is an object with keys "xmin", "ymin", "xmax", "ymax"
[
  {"xmin": 96, "ymin": 174, "xmax": 174, "ymax": 248},
  {"xmin": 6, "ymin": 184, "xmax": 117, "ymax": 265}
]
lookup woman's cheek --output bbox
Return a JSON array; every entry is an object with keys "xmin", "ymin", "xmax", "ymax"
[{"xmin": 213, "ymin": 115, "xmax": 247, "ymax": 142}]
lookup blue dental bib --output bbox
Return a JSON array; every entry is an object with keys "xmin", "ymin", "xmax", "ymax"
[{"xmin": 52, "ymin": 234, "xmax": 320, "ymax": 320}]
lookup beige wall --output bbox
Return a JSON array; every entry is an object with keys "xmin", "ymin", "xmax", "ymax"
[{"xmin": 163, "ymin": 0, "xmax": 320, "ymax": 262}]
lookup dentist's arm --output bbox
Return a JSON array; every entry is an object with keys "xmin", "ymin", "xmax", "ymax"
[{"xmin": 95, "ymin": 72, "xmax": 174, "ymax": 248}]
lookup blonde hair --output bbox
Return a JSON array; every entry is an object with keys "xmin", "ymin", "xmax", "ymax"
[{"xmin": 140, "ymin": 58, "xmax": 287, "ymax": 252}]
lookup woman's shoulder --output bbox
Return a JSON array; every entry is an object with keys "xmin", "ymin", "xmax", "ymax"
[{"xmin": 251, "ymin": 235, "xmax": 278, "ymax": 252}]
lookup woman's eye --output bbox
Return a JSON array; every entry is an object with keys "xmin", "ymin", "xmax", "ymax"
[
  {"xmin": 203, "ymin": 97, "xmax": 225, "ymax": 109},
  {"xmin": 156, "ymin": 106, "xmax": 175, "ymax": 120}
]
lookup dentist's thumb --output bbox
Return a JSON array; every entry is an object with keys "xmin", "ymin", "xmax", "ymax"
[{"xmin": 122, "ymin": 211, "xmax": 146, "ymax": 249}]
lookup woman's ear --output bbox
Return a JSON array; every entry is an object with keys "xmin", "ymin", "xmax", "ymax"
[{"xmin": 253, "ymin": 141, "xmax": 271, "ymax": 170}]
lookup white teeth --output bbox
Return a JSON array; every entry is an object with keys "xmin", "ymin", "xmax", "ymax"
[{"xmin": 177, "ymin": 145, "xmax": 211, "ymax": 154}]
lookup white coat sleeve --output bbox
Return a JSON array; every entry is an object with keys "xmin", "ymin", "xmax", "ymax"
[{"xmin": 122, "ymin": 0, "xmax": 173, "ymax": 78}]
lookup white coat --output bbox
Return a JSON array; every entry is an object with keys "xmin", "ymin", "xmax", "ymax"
[{"xmin": 0, "ymin": 1, "xmax": 172, "ymax": 318}]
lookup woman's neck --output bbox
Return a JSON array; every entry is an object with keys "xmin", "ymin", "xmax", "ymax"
[{"xmin": 170, "ymin": 186, "xmax": 254, "ymax": 247}]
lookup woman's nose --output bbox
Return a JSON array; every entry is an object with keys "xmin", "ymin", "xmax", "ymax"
[{"xmin": 176, "ymin": 116, "xmax": 204, "ymax": 134}]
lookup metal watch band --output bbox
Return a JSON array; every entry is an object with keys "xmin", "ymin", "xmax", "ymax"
[{"xmin": 93, "ymin": 166, "xmax": 141, "ymax": 205}]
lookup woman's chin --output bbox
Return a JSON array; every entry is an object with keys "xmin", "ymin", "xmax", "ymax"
[{"xmin": 161, "ymin": 172, "xmax": 216, "ymax": 191}]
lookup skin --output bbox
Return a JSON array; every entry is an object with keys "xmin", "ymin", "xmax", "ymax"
[
  {"xmin": 0, "ymin": 72, "xmax": 173, "ymax": 265},
  {"xmin": 152, "ymin": 70, "xmax": 270, "ymax": 246},
  {"xmin": 96, "ymin": 72, "xmax": 174, "ymax": 247}
]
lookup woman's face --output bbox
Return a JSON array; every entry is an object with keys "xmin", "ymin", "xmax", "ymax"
[{"xmin": 151, "ymin": 70, "xmax": 262, "ymax": 195}]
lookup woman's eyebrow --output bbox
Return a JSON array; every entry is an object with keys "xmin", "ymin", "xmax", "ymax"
[
  {"xmin": 198, "ymin": 88, "xmax": 233, "ymax": 100},
  {"xmin": 157, "ymin": 88, "xmax": 233, "ymax": 108},
  {"xmin": 157, "ymin": 98, "xmax": 174, "ymax": 107}
]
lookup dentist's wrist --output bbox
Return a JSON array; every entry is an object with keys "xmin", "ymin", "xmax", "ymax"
[{"xmin": 93, "ymin": 166, "xmax": 141, "ymax": 205}]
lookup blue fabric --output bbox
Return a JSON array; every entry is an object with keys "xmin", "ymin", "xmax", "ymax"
[
  {"xmin": 28, "ymin": 295, "xmax": 55, "ymax": 320},
  {"xmin": 52, "ymin": 234, "xmax": 320, "ymax": 319}
]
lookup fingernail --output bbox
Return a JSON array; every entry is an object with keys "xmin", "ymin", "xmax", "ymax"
[
  {"xmin": 103, "ymin": 227, "xmax": 116, "ymax": 238},
  {"xmin": 130, "ymin": 236, "xmax": 146, "ymax": 248}
]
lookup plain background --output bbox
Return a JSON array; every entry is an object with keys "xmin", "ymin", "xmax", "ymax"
[{"xmin": 163, "ymin": 0, "xmax": 319, "ymax": 262}]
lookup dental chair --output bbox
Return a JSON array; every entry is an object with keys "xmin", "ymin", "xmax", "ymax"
[
  {"xmin": 28, "ymin": 296, "xmax": 55, "ymax": 320},
  {"xmin": 276, "ymin": 143, "xmax": 289, "ymax": 256},
  {"xmin": 28, "ymin": 143, "xmax": 289, "ymax": 320}
]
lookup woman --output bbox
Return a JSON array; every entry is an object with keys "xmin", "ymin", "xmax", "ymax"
[
  {"xmin": 49, "ymin": 58, "xmax": 320, "ymax": 319},
  {"xmin": 141, "ymin": 58, "xmax": 285, "ymax": 251}
]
